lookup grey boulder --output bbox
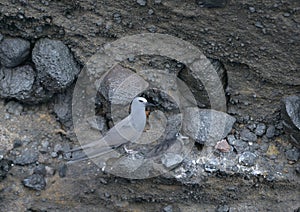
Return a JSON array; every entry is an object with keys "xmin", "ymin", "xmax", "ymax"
[{"xmin": 182, "ymin": 107, "xmax": 236, "ymax": 145}]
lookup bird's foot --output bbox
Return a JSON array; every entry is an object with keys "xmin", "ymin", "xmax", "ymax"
[{"xmin": 124, "ymin": 145, "xmax": 138, "ymax": 155}]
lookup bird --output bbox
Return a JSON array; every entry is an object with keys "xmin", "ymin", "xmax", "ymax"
[{"xmin": 66, "ymin": 97, "xmax": 155, "ymax": 163}]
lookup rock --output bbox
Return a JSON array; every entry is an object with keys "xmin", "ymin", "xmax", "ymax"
[
  {"xmin": 39, "ymin": 140, "xmax": 50, "ymax": 154},
  {"xmin": 285, "ymin": 148, "xmax": 299, "ymax": 162},
  {"xmin": 0, "ymin": 37, "xmax": 30, "ymax": 67},
  {"xmin": 0, "ymin": 159, "xmax": 13, "ymax": 180},
  {"xmin": 136, "ymin": 0, "xmax": 146, "ymax": 6},
  {"xmin": 178, "ymin": 58, "xmax": 227, "ymax": 109},
  {"xmin": 215, "ymin": 139, "xmax": 231, "ymax": 152},
  {"xmin": 99, "ymin": 64, "xmax": 147, "ymax": 105},
  {"xmin": 204, "ymin": 159, "xmax": 219, "ymax": 172},
  {"xmin": 45, "ymin": 166, "xmax": 56, "ymax": 176},
  {"xmin": 58, "ymin": 163, "xmax": 67, "ymax": 178},
  {"xmin": 51, "ymin": 152, "xmax": 58, "ymax": 158},
  {"xmin": 32, "ymin": 38, "xmax": 80, "ymax": 92},
  {"xmin": 266, "ymin": 125, "xmax": 275, "ymax": 139},
  {"xmin": 161, "ymin": 153, "xmax": 183, "ymax": 168},
  {"xmin": 240, "ymin": 129, "xmax": 257, "ymax": 142},
  {"xmin": 182, "ymin": 107, "xmax": 236, "ymax": 145},
  {"xmin": 162, "ymin": 205, "xmax": 173, "ymax": 212},
  {"xmin": 239, "ymin": 151, "xmax": 257, "ymax": 167},
  {"xmin": 113, "ymin": 13, "xmax": 122, "ymax": 24},
  {"xmin": 216, "ymin": 205, "xmax": 230, "ymax": 212},
  {"xmin": 14, "ymin": 149, "xmax": 39, "ymax": 165},
  {"xmin": 266, "ymin": 144, "xmax": 280, "ymax": 158},
  {"xmin": 281, "ymin": 95, "xmax": 300, "ymax": 148},
  {"xmin": 99, "ymin": 64, "xmax": 148, "ymax": 122},
  {"xmin": 5, "ymin": 101, "xmax": 23, "ymax": 115},
  {"xmin": 33, "ymin": 164, "xmax": 46, "ymax": 176},
  {"xmin": 0, "ymin": 65, "xmax": 35, "ymax": 100},
  {"xmin": 13, "ymin": 139, "xmax": 23, "ymax": 148},
  {"xmin": 53, "ymin": 143, "xmax": 63, "ymax": 153},
  {"xmin": 22, "ymin": 174, "xmax": 46, "ymax": 190},
  {"xmin": 255, "ymin": 123, "xmax": 266, "ymax": 136},
  {"xmin": 255, "ymin": 21, "xmax": 264, "ymax": 29},
  {"xmin": 197, "ymin": 0, "xmax": 228, "ymax": 8},
  {"xmin": 0, "ymin": 65, "xmax": 52, "ymax": 103},
  {"xmin": 52, "ymin": 84, "xmax": 74, "ymax": 128},
  {"xmin": 249, "ymin": 7, "xmax": 256, "ymax": 13}
]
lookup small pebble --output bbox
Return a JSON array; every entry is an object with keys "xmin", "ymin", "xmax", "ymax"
[
  {"xmin": 163, "ymin": 205, "xmax": 173, "ymax": 212},
  {"xmin": 255, "ymin": 123, "xmax": 266, "ymax": 136},
  {"xmin": 249, "ymin": 7, "xmax": 256, "ymax": 13},
  {"xmin": 22, "ymin": 174, "xmax": 46, "ymax": 190},
  {"xmin": 148, "ymin": 9, "xmax": 154, "ymax": 15},
  {"xmin": 239, "ymin": 151, "xmax": 257, "ymax": 167},
  {"xmin": 58, "ymin": 163, "xmax": 67, "ymax": 177},
  {"xmin": 266, "ymin": 125, "xmax": 275, "ymax": 138},
  {"xmin": 285, "ymin": 148, "xmax": 299, "ymax": 161},
  {"xmin": 215, "ymin": 139, "xmax": 231, "ymax": 153},
  {"xmin": 33, "ymin": 164, "xmax": 46, "ymax": 176},
  {"xmin": 255, "ymin": 21, "xmax": 264, "ymax": 29},
  {"xmin": 136, "ymin": 0, "xmax": 146, "ymax": 6},
  {"xmin": 45, "ymin": 166, "xmax": 56, "ymax": 176}
]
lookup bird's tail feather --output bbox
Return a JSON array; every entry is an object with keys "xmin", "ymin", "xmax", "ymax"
[{"xmin": 66, "ymin": 146, "xmax": 115, "ymax": 164}]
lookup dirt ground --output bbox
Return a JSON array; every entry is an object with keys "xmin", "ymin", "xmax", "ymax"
[{"xmin": 0, "ymin": 0, "xmax": 299, "ymax": 211}]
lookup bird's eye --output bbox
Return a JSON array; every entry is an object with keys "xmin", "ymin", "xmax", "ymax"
[{"xmin": 138, "ymin": 99, "xmax": 144, "ymax": 102}]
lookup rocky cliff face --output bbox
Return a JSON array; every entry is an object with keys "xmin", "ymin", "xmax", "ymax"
[{"xmin": 0, "ymin": 0, "xmax": 299, "ymax": 211}]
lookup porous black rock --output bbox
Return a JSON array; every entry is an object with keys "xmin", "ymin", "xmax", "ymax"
[
  {"xmin": 0, "ymin": 65, "xmax": 35, "ymax": 100},
  {"xmin": 0, "ymin": 37, "xmax": 30, "ymax": 68},
  {"xmin": 32, "ymin": 38, "xmax": 80, "ymax": 92},
  {"xmin": 0, "ymin": 65, "xmax": 53, "ymax": 103}
]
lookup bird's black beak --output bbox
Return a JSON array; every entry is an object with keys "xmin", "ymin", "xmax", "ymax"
[{"xmin": 145, "ymin": 102, "xmax": 156, "ymax": 107}]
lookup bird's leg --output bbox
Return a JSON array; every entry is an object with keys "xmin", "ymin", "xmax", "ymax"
[
  {"xmin": 143, "ymin": 110, "xmax": 151, "ymax": 132},
  {"xmin": 124, "ymin": 145, "xmax": 138, "ymax": 154}
]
